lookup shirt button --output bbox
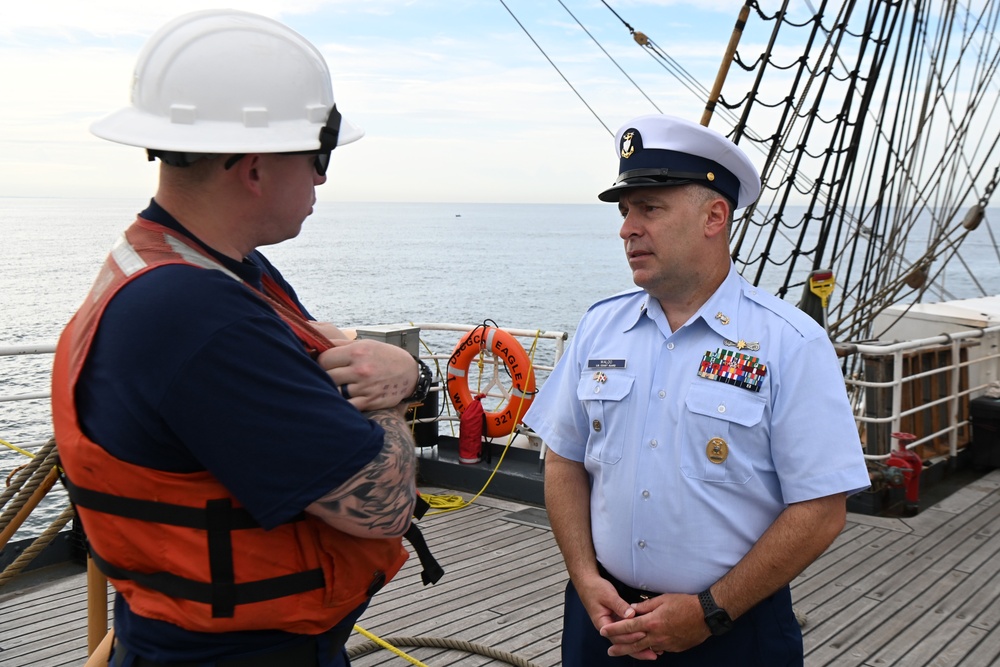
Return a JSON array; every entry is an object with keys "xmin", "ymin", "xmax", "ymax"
[
  {"xmin": 650, "ymin": 440, "xmax": 658, "ymax": 448},
  {"xmin": 718, "ymin": 404, "xmax": 726, "ymax": 413},
  {"xmin": 637, "ymin": 540, "xmax": 646, "ymax": 549},
  {"xmin": 658, "ymin": 390, "xmax": 666, "ymax": 399},
  {"xmin": 642, "ymin": 490, "xmax": 650, "ymax": 499},
  {"xmin": 594, "ymin": 386, "xmax": 601, "ymax": 394},
  {"xmin": 666, "ymin": 342, "xmax": 675, "ymax": 350}
]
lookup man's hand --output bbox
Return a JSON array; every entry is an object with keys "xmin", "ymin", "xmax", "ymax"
[
  {"xmin": 600, "ymin": 593, "xmax": 709, "ymax": 659},
  {"xmin": 318, "ymin": 339, "xmax": 418, "ymax": 411},
  {"xmin": 311, "ymin": 321, "xmax": 354, "ymax": 341},
  {"xmin": 575, "ymin": 573, "xmax": 637, "ymax": 636}
]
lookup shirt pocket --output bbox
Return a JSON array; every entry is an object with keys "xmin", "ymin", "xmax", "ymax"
[
  {"xmin": 577, "ymin": 371, "xmax": 634, "ymax": 465},
  {"xmin": 680, "ymin": 381, "xmax": 765, "ymax": 484}
]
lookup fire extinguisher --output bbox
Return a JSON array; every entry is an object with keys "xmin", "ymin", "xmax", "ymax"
[{"xmin": 885, "ymin": 431, "xmax": 923, "ymax": 516}]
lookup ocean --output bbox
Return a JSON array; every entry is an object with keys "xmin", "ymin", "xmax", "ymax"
[
  {"xmin": 2, "ymin": 197, "xmax": 998, "ymax": 538},
  {"xmin": 1, "ymin": 197, "xmax": 635, "ymax": 538}
]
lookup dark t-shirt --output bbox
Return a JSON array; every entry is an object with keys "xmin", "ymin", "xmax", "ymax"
[{"xmin": 76, "ymin": 200, "xmax": 382, "ymax": 662}]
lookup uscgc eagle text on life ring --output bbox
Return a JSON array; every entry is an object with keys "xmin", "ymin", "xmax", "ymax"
[{"xmin": 446, "ymin": 327, "xmax": 536, "ymax": 438}]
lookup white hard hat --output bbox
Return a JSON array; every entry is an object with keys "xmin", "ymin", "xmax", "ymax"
[{"xmin": 90, "ymin": 9, "xmax": 363, "ymax": 154}]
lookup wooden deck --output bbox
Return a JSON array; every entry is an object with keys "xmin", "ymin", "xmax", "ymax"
[{"xmin": 2, "ymin": 472, "xmax": 1000, "ymax": 667}]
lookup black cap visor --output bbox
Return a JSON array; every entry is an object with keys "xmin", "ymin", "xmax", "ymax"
[
  {"xmin": 598, "ymin": 148, "xmax": 741, "ymax": 204},
  {"xmin": 598, "ymin": 171, "xmax": 700, "ymax": 203}
]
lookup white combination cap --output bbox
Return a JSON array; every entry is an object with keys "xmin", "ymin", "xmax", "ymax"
[{"xmin": 598, "ymin": 114, "xmax": 760, "ymax": 209}]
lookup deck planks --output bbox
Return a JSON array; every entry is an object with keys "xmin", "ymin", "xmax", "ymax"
[{"xmin": 3, "ymin": 472, "xmax": 1000, "ymax": 666}]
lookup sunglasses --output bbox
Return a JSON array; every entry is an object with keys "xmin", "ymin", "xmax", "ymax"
[{"xmin": 224, "ymin": 104, "xmax": 343, "ymax": 177}]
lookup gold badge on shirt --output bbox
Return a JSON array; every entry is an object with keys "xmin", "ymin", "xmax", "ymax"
[{"xmin": 707, "ymin": 437, "xmax": 729, "ymax": 464}]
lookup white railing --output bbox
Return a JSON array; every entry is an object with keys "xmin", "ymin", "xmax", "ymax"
[
  {"xmin": 0, "ymin": 325, "xmax": 569, "ymax": 461},
  {"xmin": 5, "ymin": 323, "xmax": 998, "ymax": 466},
  {"xmin": 0, "ymin": 342, "xmax": 56, "ymax": 405},
  {"xmin": 836, "ymin": 324, "xmax": 1000, "ymax": 461},
  {"xmin": 0, "ymin": 343, "xmax": 57, "ymax": 456}
]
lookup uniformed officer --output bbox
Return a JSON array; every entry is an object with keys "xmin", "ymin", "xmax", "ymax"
[{"xmin": 523, "ymin": 114, "xmax": 870, "ymax": 665}]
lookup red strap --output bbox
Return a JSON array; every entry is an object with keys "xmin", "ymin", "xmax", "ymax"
[{"xmin": 258, "ymin": 274, "xmax": 333, "ymax": 356}]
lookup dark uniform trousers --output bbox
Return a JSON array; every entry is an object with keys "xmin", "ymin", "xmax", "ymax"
[
  {"xmin": 562, "ymin": 579, "xmax": 804, "ymax": 666},
  {"xmin": 109, "ymin": 608, "xmax": 360, "ymax": 667}
]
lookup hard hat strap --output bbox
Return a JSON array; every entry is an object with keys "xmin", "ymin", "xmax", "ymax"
[{"xmin": 220, "ymin": 104, "xmax": 343, "ymax": 176}]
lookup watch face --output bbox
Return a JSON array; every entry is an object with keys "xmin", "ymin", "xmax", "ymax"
[{"xmin": 707, "ymin": 609, "xmax": 733, "ymax": 635}]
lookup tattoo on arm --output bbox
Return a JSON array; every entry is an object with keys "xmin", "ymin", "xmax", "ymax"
[{"xmin": 310, "ymin": 408, "xmax": 417, "ymax": 537}]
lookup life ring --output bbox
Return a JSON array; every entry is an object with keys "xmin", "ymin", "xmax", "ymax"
[{"xmin": 446, "ymin": 327, "xmax": 536, "ymax": 438}]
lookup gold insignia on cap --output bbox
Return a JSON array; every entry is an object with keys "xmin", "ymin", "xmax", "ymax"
[
  {"xmin": 707, "ymin": 172, "xmax": 716, "ymax": 182},
  {"xmin": 621, "ymin": 131, "xmax": 636, "ymax": 159},
  {"xmin": 593, "ymin": 419, "xmax": 603, "ymax": 433},
  {"xmin": 707, "ymin": 437, "xmax": 728, "ymax": 464},
  {"xmin": 715, "ymin": 312, "xmax": 730, "ymax": 325}
]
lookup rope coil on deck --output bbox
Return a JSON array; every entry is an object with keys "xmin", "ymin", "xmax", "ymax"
[
  {"xmin": 0, "ymin": 437, "xmax": 74, "ymax": 588},
  {"xmin": 0, "ymin": 504, "xmax": 75, "ymax": 587},
  {"xmin": 0, "ymin": 437, "xmax": 56, "ymax": 514},
  {"xmin": 347, "ymin": 633, "xmax": 542, "ymax": 667}
]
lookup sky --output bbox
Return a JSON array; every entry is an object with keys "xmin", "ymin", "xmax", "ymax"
[{"xmin": 0, "ymin": 0, "xmax": 794, "ymax": 204}]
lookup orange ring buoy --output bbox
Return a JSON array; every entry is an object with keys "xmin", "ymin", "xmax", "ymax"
[{"xmin": 446, "ymin": 326, "xmax": 536, "ymax": 438}]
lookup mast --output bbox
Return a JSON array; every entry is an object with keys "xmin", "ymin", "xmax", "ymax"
[{"xmin": 701, "ymin": 3, "xmax": 752, "ymax": 127}]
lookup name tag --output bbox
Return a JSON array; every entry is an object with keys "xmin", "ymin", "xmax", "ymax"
[{"xmin": 587, "ymin": 359, "xmax": 626, "ymax": 369}]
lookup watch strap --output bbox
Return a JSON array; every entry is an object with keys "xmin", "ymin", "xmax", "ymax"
[
  {"xmin": 406, "ymin": 356, "xmax": 433, "ymax": 404},
  {"xmin": 698, "ymin": 589, "xmax": 717, "ymax": 614},
  {"xmin": 698, "ymin": 588, "xmax": 733, "ymax": 636}
]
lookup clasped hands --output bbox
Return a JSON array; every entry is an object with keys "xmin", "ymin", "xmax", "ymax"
[
  {"xmin": 313, "ymin": 323, "xmax": 418, "ymax": 412},
  {"xmin": 583, "ymin": 576, "xmax": 710, "ymax": 660}
]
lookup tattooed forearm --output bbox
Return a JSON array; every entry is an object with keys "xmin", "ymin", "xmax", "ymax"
[{"xmin": 306, "ymin": 408, "xmax": 417, "ymax": 538}]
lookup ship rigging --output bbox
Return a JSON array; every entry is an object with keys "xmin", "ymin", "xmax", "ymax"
[{"xmin": 503, "ymin": 0, "xmax": 1000, "ymax": 343}]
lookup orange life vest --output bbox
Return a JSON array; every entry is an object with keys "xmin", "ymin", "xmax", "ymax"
[{"xmin": 52, "ymin": 217, "xmax": 408, "ymax": 635}]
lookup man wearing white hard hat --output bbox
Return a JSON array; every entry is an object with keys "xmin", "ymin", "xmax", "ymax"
[
  {"xmin": 52, "ymin": 10, "xmax": 435, "ymax": 666},
  {"xmin": 524, "ymin": 115, "xmax": 869, "ymax": 665}
]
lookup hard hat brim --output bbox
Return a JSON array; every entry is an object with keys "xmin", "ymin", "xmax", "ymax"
[{"xmin": 90, "ymin": 108, "xmax": 364, "ymax": 153}]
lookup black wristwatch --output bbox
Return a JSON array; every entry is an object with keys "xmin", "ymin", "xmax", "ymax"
[
  {"xmin": 405, "ymin": 357, "xmax": 433, "ymax": 404},
  {"xmin": 698, "ymin": 589, "xmax": 733, "ymax": 636}
]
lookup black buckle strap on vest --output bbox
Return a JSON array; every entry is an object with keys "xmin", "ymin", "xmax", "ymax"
[
  {"xmin": 65, "ymin": 474, "xmax": 324, "ymax": 616},
  {"xmin": 413, "ymin": 494, "xmax": 431, "ymax": 520},
  {"xmin": 89, "ymin": 548, "xmax": 326, "ymax": 608},
  {"xmin": 403, "ymin": 495, "xmax": 444, "ymax": 585},
  {"xmin": 207, "ymin": 498, "xmax": 237, "ymax": 618},
  {"xmin": 403, "ymin": 522, "xmax": 444, "ymax": 586},
  {"xmin": 63, "ymin": 476, "xmax": 264, "ymax": 530}
]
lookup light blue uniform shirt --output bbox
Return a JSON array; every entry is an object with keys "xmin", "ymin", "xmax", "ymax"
[{"xmin": 525, "ymin": 264, "xmax": 870, "ymax": 595}]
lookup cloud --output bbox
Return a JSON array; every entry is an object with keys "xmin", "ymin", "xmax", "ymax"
[{"xmin": 0, "ymin": 0, "xmax": 735, "ymax": 203}]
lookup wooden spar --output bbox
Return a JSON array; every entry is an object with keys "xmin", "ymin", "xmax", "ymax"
[
  {"xmin": 87, "ymin": 558, "xmax": 110, "ymax": 654},
  {"xmin": 0, "ymin": 465, "xmax": 59, "ymax": 550},
  {"xmin": 84, "ymin": 628, "xmax": 114, "ymax": 667},
  {"xmin": 701, "ymin": 3, "xmax": 751, "ymax": 127}
]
